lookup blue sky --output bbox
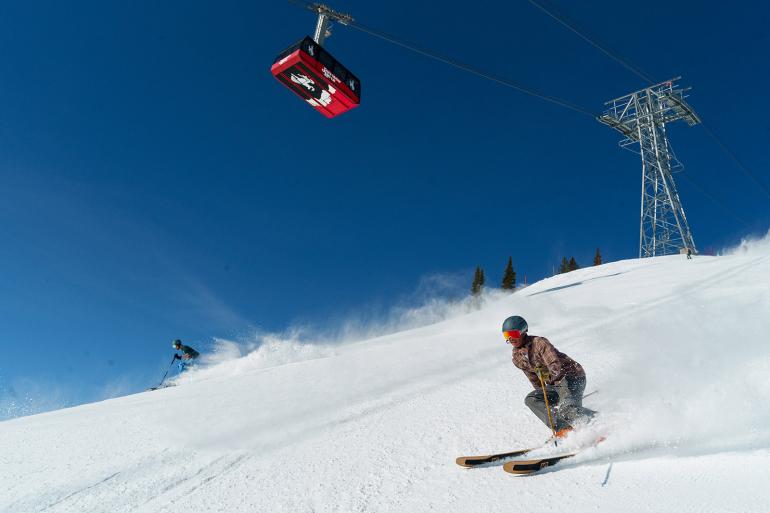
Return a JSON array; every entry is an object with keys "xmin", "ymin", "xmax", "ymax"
[{"xmin": 2, "ymin": 0, "xmax": 769, "ymax": 417}]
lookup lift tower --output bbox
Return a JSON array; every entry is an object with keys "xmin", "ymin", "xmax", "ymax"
[{"xmin": 599, "ymin": 78, "xmax": 700, "ymax": 258}]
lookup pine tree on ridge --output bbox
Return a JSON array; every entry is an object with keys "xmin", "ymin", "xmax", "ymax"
[{"xmin": 501, "ymin": 257, "xmax": 516, "ymax": 291}]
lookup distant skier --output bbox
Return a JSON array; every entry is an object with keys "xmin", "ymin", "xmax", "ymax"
[
  {"xmin": 687, "ymin": 248, "xmax": 693, "ymax": 260},
  {"xmin": 503, "ymin": 316, "xmax": 595, "ymax": 438},
  {"xmin": 172, "ymin": 339, "xmax": 200, "ymax": 373}
]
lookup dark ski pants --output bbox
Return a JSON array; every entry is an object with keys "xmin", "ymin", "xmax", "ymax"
[{"xmin": 524, "ymin": 376, "xmax": 596, "ymax": 431}]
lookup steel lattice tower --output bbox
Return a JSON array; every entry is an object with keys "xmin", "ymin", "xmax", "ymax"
[{"xmin": 599, "ymin": 77, "xmax": 700, "ymax": 258}]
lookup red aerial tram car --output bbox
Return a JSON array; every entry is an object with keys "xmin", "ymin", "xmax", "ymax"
[{"xmin": 271, "ymin": 36, "xmax": 361, "ymax": 118}]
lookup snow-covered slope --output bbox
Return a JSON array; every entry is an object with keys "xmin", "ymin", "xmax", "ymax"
[{"xmin": 3, "ymin": 245, "xmax": 770, "ymax": 513}]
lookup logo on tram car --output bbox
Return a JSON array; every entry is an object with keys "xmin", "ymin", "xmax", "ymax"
[
  {"xmin": 289, "ymin": 72, "xmax": 332, "ymax": 107},
  {"xmin": 322, "ymin": 67, "xmax": 342, "ymax": 84}
]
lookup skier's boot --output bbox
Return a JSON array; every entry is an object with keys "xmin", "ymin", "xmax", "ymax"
[{"xmin": 545, "ymin": 426, "xmax": 573, "ymax": 445}]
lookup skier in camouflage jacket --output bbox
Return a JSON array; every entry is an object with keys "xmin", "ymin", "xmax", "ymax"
[{"xmin": 502, "ymin": 316, "xmax": 596, "ymax": 437}]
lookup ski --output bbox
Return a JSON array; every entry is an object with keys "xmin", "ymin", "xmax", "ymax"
[
  {"xmin": 456, "ymin": 448, "xmax": 534, "ymax": 468},
  {"xmin": 501, "ymin": 433, "xmax": 606, "ymax": 474},
  {"xmin": 502, "ymin": 452, "xmax": 577, "ymax": 475}
]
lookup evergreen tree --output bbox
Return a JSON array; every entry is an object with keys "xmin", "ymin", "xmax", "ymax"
[
  {"xmin": 559, "ymin": 257, "xmax": 569, "ymax": 274},
  {"xmin": 471, "ymin": 266, "xmax": 486, "ymax": 296},
  {"xmin": 593, "ymin": 248, "xmax": 602, "ymax": 266},
  {"xmin": 501, "ymin": 257, "xmax": 516, "ymax": 291},
  {"xmin": 568, "ymin": 256, "xmax": 580, "ymax": 272}
]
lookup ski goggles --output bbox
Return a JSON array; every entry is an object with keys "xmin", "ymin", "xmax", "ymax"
[{"xmin": 503, "ymin": 330, "xmax": 524, "ymax": 341}]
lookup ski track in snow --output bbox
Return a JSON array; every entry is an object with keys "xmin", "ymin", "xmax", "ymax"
[
  {"xmin": 35, "ymin": 472, "xmax": 121, "ymax": 513},
  {"xmin": 2, "ymin": 248, "xmax": 770, "ymax": 512}
]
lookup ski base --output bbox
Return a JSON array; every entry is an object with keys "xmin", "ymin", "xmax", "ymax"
[
  {"xmin": 456, "ymin": 448, "xmax": 533, "ymax": 468},
  {"xmin": 502, "ymin": 452, "xmax": 577, "ymax": 475}
]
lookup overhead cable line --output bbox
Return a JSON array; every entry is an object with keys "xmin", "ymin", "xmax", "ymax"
[
  {"xmin": 344, "ymin": 21, "xmax": 596, "ymax": 118},
  {"xmin": 679, "ymin": 172, "xmax": 752, "ymax": 228},
  {"xmin": 526, "ymin": 0, "xmax": 770, "ymax": 204},
  {"xmin": 527, "ymin": 0, "xmax": 655, "ymax": 84},
  {"xmin": 699, "ymin": 123, "xmax": 770, "ymax": 201},
  {"xmin": 288, "ymin": 0, "xmax": 596, "ymax": 118}
]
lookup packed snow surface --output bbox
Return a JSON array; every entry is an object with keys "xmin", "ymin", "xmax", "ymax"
[{"xmin": 2, "ymin": 247, "xmax": 770, "ymax": 512}]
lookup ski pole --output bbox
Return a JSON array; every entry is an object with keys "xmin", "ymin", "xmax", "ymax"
[
  {"xmin": 156, "ymin": 355, "xmax": 177, "ymax": 389},
  {"xmin": 536, "ymin": 368, "xmax": 558, "ymax": 445}
]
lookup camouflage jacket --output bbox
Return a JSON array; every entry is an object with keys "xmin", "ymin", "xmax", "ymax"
[{"xmin": 511, "ymin": 335, "xmax": 584, "ymax": 389}]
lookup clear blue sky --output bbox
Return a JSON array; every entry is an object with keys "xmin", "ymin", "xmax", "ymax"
[{"xmin": 2, "ymin": 0, "xmax": 769, "ymax": 417}]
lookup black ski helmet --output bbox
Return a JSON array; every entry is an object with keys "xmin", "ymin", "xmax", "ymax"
[
  {"xmin": 172, "ymin": 339, "xmax": 182, "ymax": 349},
  {"xmin": 502, "ymin": 316, "xmax": 528, "ymax": 333}
]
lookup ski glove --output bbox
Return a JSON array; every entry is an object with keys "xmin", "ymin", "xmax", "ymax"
[{"xmin": 535, "ymin": 367, "xmax": 551, "ymax": 383}]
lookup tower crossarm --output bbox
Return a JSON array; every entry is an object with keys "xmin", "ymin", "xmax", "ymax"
[
  {"xmin": 597, "ymin": 114, "xmax": 639, "ymax": 141},
  {"xmin": 664, "ymin": 93, "xmax": 701, "ymax": 126}
]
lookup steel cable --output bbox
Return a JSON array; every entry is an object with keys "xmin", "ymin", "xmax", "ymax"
[{"xmin": 287, "ymin": 0, "xmax": 596, "ymax": 117}]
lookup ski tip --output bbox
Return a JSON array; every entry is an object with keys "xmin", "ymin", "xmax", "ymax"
[
  {"xmin": 456, "ymin": 448, "xmax": 534, "ymax": 468},
  {"xmin": 502, "ymin": 453, "xmax": 578, "ymax": 475},
  {"xmin": 502, "ymin": 462, "xmax": 531, "ymax": 475},
  {"xmin": 502, "ymin": 459, "xmax": 548, "ymax": 475},
  {"xmin": 455, "ymin": 456, "xmax": 481, "ymax": 467}
]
